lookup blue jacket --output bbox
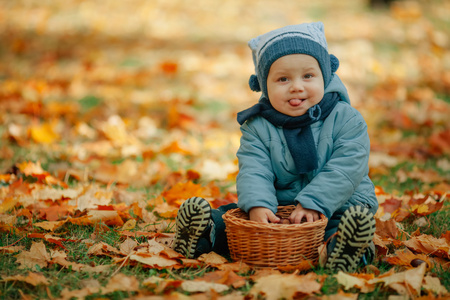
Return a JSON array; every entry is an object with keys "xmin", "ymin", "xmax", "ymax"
[{"xmin": 236, "ymin": 75, "xmax": 378, "ymax": 219}]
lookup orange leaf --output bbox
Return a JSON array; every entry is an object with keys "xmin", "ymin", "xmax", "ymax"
[
  {"xmin": 375, "ymin": 218, "xmax": 399, "ymax": 239},
  {"xmin": 161, "ymin": 180, "xmax": 207, "ymax": 206},
  {"xmin": 383, "ymin": 248, "xmax": 431, "ymax": 269},
  {"xmin": 197, "ymin": 270, "xmax": 247, "ymax": 289}
]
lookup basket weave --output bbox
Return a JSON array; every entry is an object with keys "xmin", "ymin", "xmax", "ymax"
[{"xmin": 223, "ymin": 205, "xmax": 328, "ymax": 268}]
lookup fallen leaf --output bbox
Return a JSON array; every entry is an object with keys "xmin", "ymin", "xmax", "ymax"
[
  {"xmin": 422, "ymin": 275, "xmax": 448, "ymax": 296},
  {"xmin": 403, "ymin": 234, "xmax": 450, "ymax": 259},
  {"xmin": 249, "ymin": 273, "xmax": 321, "ymax": 300},
  {"xmin": 2, "ymin": 272, "xmax": 49, "ymax": 286},
  {"xmin": 129, "ymin": 253, "xmax": 179, "ymax": 268},
  {"xmin": 369, "ymin": 263, "xmax": 427, "ymax": 295},
  {"xmin": 15, "ymin": 241, "xmax": 51, "ymax": 270},
  {"xmin": 197, "ymin": 251, "xmax": 228, "ymax": 266},
  {"xmin": 334, "ymin": 271, "xmax": 376, "ymax": 293},
  {"xmin": 119, "ymin": 238, "xmax": 137, "ymax": 256},
  {"xmin": 197, "ymin": 270, "xmax": 246, "ymax": 288},
  {"xmin": 180, "ymin": 280, "xmax": 229, "ymax": 293}
]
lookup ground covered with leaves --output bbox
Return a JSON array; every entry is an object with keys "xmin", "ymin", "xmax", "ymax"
[{"xmin": 1, "ymin": 0, "xmax": 449, "ymax": 299}]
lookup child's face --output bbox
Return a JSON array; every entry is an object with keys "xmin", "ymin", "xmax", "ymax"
[{"xmin": 267, "ymin": 54, "xmax": 324, "ymax": 117}]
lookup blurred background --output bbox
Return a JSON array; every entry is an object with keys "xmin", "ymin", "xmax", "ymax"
[{"xmin": 0, "ymin": 0, "xmax": 449, "ymax": 191}]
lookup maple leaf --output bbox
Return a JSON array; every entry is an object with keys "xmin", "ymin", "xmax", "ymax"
[
  {"xmin": 249, "ymin": 273, "xmax": 321, "ymax": 300},
  {"xmin": 369, "ymin": 263, "xmax": 427, "ymax": 296},
  {"xmin": 334, "ymin": 271, "xmax": 376, "ymax": 293},
  {"xmin": 33, "ymin": 219, "xmax": 68, "ymax": 231},
  {"xmin": 87, "ymin": 242, "xmax": 120, "ymax": 256},
  {"xmin": 28, "ymin": 122, "xmax": 59, "ymax": 144},
  {"xmin": 181, "ymin": 280, "xmax": 229, "ymax": 293},
  {"xmin": 86, "ymin": 209, "xmax": 124, "ymax": 226},
  {"xmin": 161, "ymin": 180, "xmax": 207, "ymax": 206},
  {"xmin": 375, "ymin": 218, "xmax": 399, "ymax": 239},
  {"xmin": 403, "ymin": 234, "xmax": 450, "ymax": 259},
  {"xmin": 119, "ymin": 237, "xmax": 137, "ymax": 256},
  {"xmin": 197, "ymin": 251, "xmax": 228, "ymax": 266},
  {"xmin": 128, "ymin": 253, "xmax": 179, "ymax": 269},
  {"xmin": 423, "ymin": 275, "xmax": 449, "ymax": 296},
  {"xmin": 2, "ymin": 272, "xmax": 49, "ymax": 286},
  {"xmin": 197, "ymin": 270, "xmax": 247, "ymax": 289},
  {"xmin": 102, "ymin": 273, "xmax": 140, "ymax": 294},
  {"xmin": 15, "ymin": 241, "xmax": 51, "ymax": 270},
  {"xmin": 383, "ymin": 248, "xmax": 432, "ymax": 269}
]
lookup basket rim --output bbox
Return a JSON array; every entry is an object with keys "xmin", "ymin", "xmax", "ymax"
[{"xmin": 223, "ymin": 207, "xmax": 328, "ymax": 230}]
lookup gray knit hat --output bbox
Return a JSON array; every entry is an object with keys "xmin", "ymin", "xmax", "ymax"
[{"xmin": 248, "ymin": 22, "xmax": 339, "ymax": 97}]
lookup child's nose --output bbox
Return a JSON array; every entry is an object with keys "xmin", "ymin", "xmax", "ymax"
[{"xmin": 290, "ymin": 79, "xmax": 304, "ymax": 92}]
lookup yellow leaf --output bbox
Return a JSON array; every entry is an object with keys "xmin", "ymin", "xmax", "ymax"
[
  {"xmin": 121, "ymin": 219, "xmax": 136, "ymax": 231},
  {"xmin": 29, "ymin": 123, "xmax": 59, "ymax": 144}
]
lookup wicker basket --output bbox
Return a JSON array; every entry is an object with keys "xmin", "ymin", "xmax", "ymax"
[{"xmin": 223, "ymin": 205, "xmax": 328, "ymax": 268}]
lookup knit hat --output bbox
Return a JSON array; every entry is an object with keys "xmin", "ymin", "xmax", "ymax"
[{"xmin": 248, "ymin": 22, "xmax": 340, "ymax": 98}]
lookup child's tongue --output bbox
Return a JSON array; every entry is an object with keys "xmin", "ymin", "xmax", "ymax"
[{"xmin": 289, "ymin": 99, "xmax": 302, "ymax": 106}]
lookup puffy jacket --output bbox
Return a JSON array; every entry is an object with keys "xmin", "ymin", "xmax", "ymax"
[{"xmin": 236, "ymin": 75, "xmax": 378, "ymax": 219}]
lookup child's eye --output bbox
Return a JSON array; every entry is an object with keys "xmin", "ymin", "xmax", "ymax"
[
  {"xmin": 304, "ymin": 74, "xmax": 314, "ymax": 79},
  {"xmin": 278, "ymin": 77, "xmax": 288, "ymax": 82}
]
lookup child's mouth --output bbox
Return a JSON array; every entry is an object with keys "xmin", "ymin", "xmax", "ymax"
[{"xmin": 289, "ymin": 99, "xmax": 304, "ymax": 106}]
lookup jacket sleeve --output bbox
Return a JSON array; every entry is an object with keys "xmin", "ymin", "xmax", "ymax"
[
  {"xmin": 236, "ymin": 120, "xmax": 278, "ymax": 214},
  {"xmin": 295, "ymin": 110, "xmax": 371, "ymax": 219}
]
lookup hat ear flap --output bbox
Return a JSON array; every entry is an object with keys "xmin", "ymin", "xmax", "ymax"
[
  {"xmin": 330, "ymin": 54, "xmax": 339, "ymax": 73},
  {"xmin": 249, "ymin": 75, "xmax": 261, "ymax": 92}
]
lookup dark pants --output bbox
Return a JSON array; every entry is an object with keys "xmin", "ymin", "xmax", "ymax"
[{"xmin": 209, "ymin": 199, "xmax": 377, "ymax": 258}]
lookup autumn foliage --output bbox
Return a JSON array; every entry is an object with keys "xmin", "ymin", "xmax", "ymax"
[{"xmin": 1, "ymin": 0, "xmax": 450, "ymax": 299}]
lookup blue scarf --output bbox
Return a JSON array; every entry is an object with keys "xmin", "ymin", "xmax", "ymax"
[{"xmin": 237, "ymin": 92, "xmax": 340, "ymax": 174}]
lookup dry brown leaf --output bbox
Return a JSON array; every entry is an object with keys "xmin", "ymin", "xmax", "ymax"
[
  {"xmin": 197, "ymin": 270, "xmax": 246, "ymax": 289},
  {"xmin": 334, "ymin": 271, "xmax": 376, "ymax": 293},
  {"xmin": 2, "ymin": 272, "xmax": 49, "ymax": 286},
  {"xmin": 215, "ymin": 261, "xmax": 251, "ymax": 274},
  {"xmin": 375, "ymin": 218, "xmax": 399, "ymax": 239},
  {"xmin": 15, "ymin": 241, "xmax": 51, "ymax": 270},
  {"xmin": 322, "ymin": 290, "xmax": 359, "ymax": 300},
  {"xmin": 249, "ymin": 273, "xmax": 321, "ymax": 300},
  {"xmin": 86, "ymin": 209, "xmax": 124, "ymax": 227},
  {"xmin": 197, "ymin": 251, "xmax": 228, "ymax": 266},
  {"xmin": 422, "ymin": 275, "xmax": 448, "ymax": 296},
  {"xmin": 403, "ymin": 234, "xmax": 450, "ymax": 259},
  {"xmin": 129, "ymin": 253, "xmax": 179, "ymax": 268},
  {"xmin": 383, "ymin": 248, "xmax": 432, "ymax": 269},
  {"xmin": 103, "ymin": 273, "xmax": 139, "ymax": 294},
  {"xmin": 33, "ymin": 219, "xmax": 68, "ymax": 231},
  {"xmin": 180, "ymin": 280, "xmax": 229, "ymax": 293},
  {"xmin": 369, "ymin": 263, "xmax": 427, "ymax": 295},
  {"xmin": 119, "ymin": 237, "xmax": 137, "ymax": 256},
  {"xmin": 87, "ymin": 242, "xmax": 120, "ymax": 256}
]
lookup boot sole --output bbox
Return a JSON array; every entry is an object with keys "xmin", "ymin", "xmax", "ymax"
[
  {"xmin": 325, "ymin": 206, "xmax": 376, "ymax": 272},
  {"xmin": 173, "ymin": 197, "xmax": 211, "ymax": 258}
]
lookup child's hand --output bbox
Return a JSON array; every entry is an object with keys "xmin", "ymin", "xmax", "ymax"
[
  {"xmin": 289, "ymin": 203, "xmax": 320, "ymax": 224},
  {"xmin": 249, "ymin": 207, "xmax": 281, "ymax": 223}
]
